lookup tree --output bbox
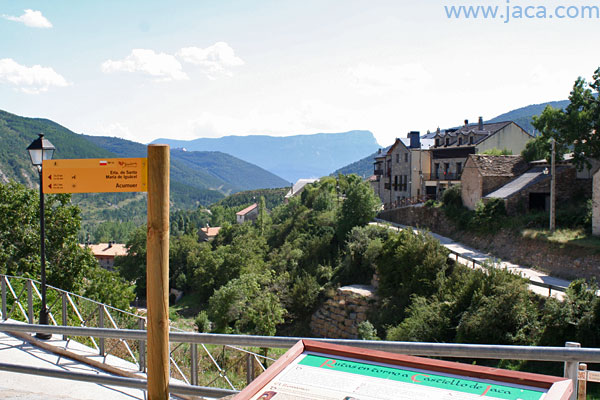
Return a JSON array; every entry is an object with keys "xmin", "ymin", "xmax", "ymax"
[
  {"xmin": 0, "ymin": 181, "xmax": 97, "ymax": 292},
  {"xmin": 336, "ymin": 176, "xmax": 380, "ymax": 241},
  {"xmin": 531, "ymin": 67, "xmax": 600, "ymax": 169}
]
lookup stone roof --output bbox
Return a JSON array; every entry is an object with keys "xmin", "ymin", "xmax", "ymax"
[{"xmin": 468, "ymin": 154, "xmax": 529, "ymax": 177}]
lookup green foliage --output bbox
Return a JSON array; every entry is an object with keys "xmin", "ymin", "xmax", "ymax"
[
  {"xmin": 376, "ymin": 229, "xmax": 450, "ymax": 326},
  {"xmin": 521, "ymin": 135, "xmax": 551, "ymax": 162},
  {"xmin": 207, "ymin": 272, "xmax": 285, "ymax": 335},
  {"xmin": 474, "ymin": 198, "xmax": 506, "ymax": 226},
  {"xmin": 212, "ymin": 188, "xmax": 288, "ymax": 210},
  {"xmin": 194, "ymin": 311, "xmax": 212, "ymax": 333},
  {"xmin": 441, "ymin": 184, "xmax": 462, "ymax": 208},
  {"xmin": 531, "ymin": 67, "xmax": 600, "ymax": 169},
  {"xmin": 336, "ymin": 176, "xmax": 380, "ymax": 241},
  {"xmin": 357, "ymin": 320, "xmax": 378, "ymax": 340},
  {"xmin": 538, "ymin": 279, "xmax": 600, "ymax": 347},
  {"xmin": 114, "ymin": 226, "xmax": 147, "ymax": 298},
  {"xmin": 482, "ymin": 148, "xmax": 513, "ymax": 156},
  {"xmin": 386, "ymin": 296, "xmax": 452, "ymax": 342},
  {"xmin": 83, "ymin": 266, "xmax": 135, "ymax": 310},
  {"xmin": 334, "ymin": 224, "xmax": 389, "ymax": 286},
  {"xmin": 0, "ymin": 181, "xmax": 97, "ymax": 292}
]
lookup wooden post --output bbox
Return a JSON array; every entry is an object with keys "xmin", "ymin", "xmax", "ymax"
[
  {"xmin": 577, "ymin": 363, "xmax": 587, "ymax": 400},
  {"xmin": 147, "ymin": 144, "xmax": 170, "ymax": 400}
]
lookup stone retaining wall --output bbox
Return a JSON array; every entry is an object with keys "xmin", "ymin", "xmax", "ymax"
[
  {"xmin": 379, "ymin": 206, "xmax": 600, "ymax": 281},
  {"xmin": 310, "ymin": 285, "xmax": 377, "ymax": 339}
]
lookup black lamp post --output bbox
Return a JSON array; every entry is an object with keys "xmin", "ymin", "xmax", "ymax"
[{"xmin": 26, "ymin": 133, "xmax": 55, "ymax": 340}]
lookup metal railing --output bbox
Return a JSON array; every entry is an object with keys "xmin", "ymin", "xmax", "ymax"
[
  {"xmin": 0, "ymin": 274, "xmax": 276, "ymax": 391},
  {"xmin": 383, "ymin": 195, "xmax": 429, "ymax": 211},
  {"xmin": 1, "ymin": 322, "xmax": 599, "ymax": 400}
]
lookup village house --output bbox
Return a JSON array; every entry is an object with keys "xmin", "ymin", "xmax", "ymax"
[
  {"xmin": 372, "ymin": 131, "xmax": 432, "ymax": 208},
  {"xmin": 425, "ymin": 118, "xmax": 533, "ymax": 199},
  {"xmin": 198, "ymin": 225, "xmax": 221, "ymax": 241},
  {"xmin": 461, "ymin": 154, "xmax": 529, "ymax": 210},
  {"xmin": 82, "ymin": 242, "xmax": 127, "ymax": 269},
  {"xmin": 284, "ymin": 178, "xmax": 319, "ymax": 203},
  {"xmin": 236, "ymin": 203, "xmax": 259, "ymax": 224}
]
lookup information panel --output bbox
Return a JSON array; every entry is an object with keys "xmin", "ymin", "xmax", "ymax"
[
  {"xmin": 42, "ymin": 158, "xmax": 147, "ymax": 193},
  {"xmin": 235, "ymin": 340, "xmax": 572, "ymax": 400}
]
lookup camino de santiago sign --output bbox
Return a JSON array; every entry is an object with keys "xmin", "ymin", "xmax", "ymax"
[
  {"xmin": 235, "ymin": 340, "xmax": 572, "ymax": 400},
  {"xmin": 42, "ymin": 158, "xmax": 147, "ymax": 193}
]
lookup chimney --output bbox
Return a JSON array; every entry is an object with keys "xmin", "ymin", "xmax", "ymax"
[
  {"xmin": 478, "ymin": 116, "xmax": 484, "ymax": 130},
  {"xmin": 408, "ymin": 131, "xmax": 421, "ymax": 149},
  {"xmin": 378, "ymin": 148, "xmax": 382, "ymax": 154},
  {"xmin": 108, "ymin": 241, "xmax": 112, "ymax": 248},
  {"xmin": 464, "ymin": 119, "xmax": 469, "ymax": 127}
]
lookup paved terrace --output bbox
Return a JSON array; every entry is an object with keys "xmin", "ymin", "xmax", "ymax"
[{"xmin": 0, "ymin": 325, "xmax": 148, "ymax": 400}]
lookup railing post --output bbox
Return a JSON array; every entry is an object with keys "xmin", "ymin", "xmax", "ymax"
[
  {"xmin": 27, "ymin": 280, "xmax": 34, "ymax": 324},
  {"xmin": 98, "ymin": 304, "xmax": 105, "ymax": 356},
  {"xmin": 191, "ymin": 343, "xmax": 198, "ymax": 386},
  {"xmin": 577, "ymin": 363, "xmax": 587, "ymax": 400},
  {"xmin": 564, "ymin": 341, "xmax": 581, "ymax": 400},
  {"xmin": 1, "ymin": 276, "xmax": 6, "ymax": 321},
  {"xmin": 138, "ymin": 318, "xmax": 146, "ymax": 372},
  {"xmin": 246, "ymin": 353, "xmax": 255, "ymax": 385},
  {"xmin": 61, "ymin": 293, "xmax": 68, "ymax": 340}
]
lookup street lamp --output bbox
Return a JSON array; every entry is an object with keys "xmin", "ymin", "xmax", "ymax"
[{"xmin": 26, "ymin": 133, "xmax": 55, "ymax": 340}]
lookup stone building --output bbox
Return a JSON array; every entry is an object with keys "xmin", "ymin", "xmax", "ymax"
[
  {"xmin": 236, "ymin": 203, "xmax": 259, "ymax": 224},
  {"xmin": 424, "ymin": 118, "xmax": 533, "ymax": 199},
  {"xmin": 461, "ymin": 154, "xmax": 529, "ymax": 210},
  {"xmin": 483, "ymin": 165, "xmax": 576, "ymax": 215},
  {"xmin": 81, "ymin": 242, "xmax": 127, "ymax": 269},
  {"xmin": 594, "ymin": 168, "xmax": 600, "ymax": 236},
  {"xmin": 372, "ymin": 131, "xmax": 432, "ymax": 208}
]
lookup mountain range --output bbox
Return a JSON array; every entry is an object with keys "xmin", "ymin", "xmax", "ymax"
[
  {"xmin": 150, "ymin": 130, "xmax": 381, "ymax": 183},
  {"xmin": 0, "ymin": 109, "xmax": 288, "ymax": 209}
]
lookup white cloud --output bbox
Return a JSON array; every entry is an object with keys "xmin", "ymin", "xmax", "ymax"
[
  {"xmin": 3, "ymin": 9, "xmax": 52, "ymax": 28},
  {"xmin": 177, "ymin": 42, "xmax": 244, "ymax": 79},
  {"xmin": 0, "ymin": 58, "xmax": 69, "ymax": 94},
  {"xmin": 92, "ymin": 122, "xmax": 139, "ymax": 142},
  {"xmin": 101, "ymin": 49, "xmax": 188, "ymax": 81},
  {"xmin": 348, "ymin": 62, "xmax": 433, "ymax": 95}
]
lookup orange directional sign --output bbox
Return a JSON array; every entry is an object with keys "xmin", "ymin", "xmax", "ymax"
[{"xmin": 42, "ymin": 158, "xmax": 148, "ymax": 193}]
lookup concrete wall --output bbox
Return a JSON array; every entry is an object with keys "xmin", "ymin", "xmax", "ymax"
[
  {"xmin": 461, "ymin": 157, "xmax": 482, "ymax": 210},
  {"xmin": 410, "ymin": 149, "xmax": 430, "ymax": 197},
  {"xmin": 476, "ymin": 123, "xmax": 532, "ymax": 155},
  {"xmin": 594, "ymin": 169, "xmax": 600, "ymax": 236}
]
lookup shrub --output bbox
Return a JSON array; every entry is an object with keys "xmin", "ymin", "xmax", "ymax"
[
  {"xmin": 357, "ymin": 320, "xmax": 378, "ymax": 340},
  {"xmin": 195, "ymin": 311, "xmax": 211, "ymax": 333},
  {"xmin": 441, "ymin": 184, "xmax": 462, "ymax": 208}
]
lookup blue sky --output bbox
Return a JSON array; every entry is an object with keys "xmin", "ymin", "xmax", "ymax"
[{"xmin": 1, "ymin": 0, "xmax": 599, "ymax": 146}]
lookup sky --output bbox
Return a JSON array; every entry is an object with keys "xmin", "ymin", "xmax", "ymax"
[{"xmin": 1, "ymin": 0, "xmax": 599, "ymax": 147}]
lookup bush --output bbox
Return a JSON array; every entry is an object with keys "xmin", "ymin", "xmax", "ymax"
[
  {"xmin": 424, "ymin": 199, "xmax": 436, "ymax": 208},
  {"xmin": 441, "ymin": 184, "xmax": 462, "ymax": 208},
  {"xmin": 195, "ymin": 311, "xmax": 212, "ymax": 333},
  {"xmin": 357, "ymin": 320, "xmax": 378, "ymax": 340}
]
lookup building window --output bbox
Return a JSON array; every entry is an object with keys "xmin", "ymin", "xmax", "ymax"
[
  {"xmin": 446, "ymin": 138, "xmax": 450, "ymax": 146},
  {"xmin": 396, "ymin": 153, "xmax": 399, "ymax": 163},
  {"xmin": 404, "ymin": 153, "xmax": 408, "ymax": 162},
  {"xmin": 435, "ymin": 138, "xmax": 439, "ymax": 147},
  {"xmin": 469, "ymin": 136, "xmax": 474, "ymax": 144},
  {"xmin": 394, "ymin": 175, "xmax": 399, "ymax": 191},
  {"xmin": 444, "ymin": 163, "xmax": 449, "ymax": 177},
  {"xmin": 457, "ymin": 162, "xmax": 462, "ymax": 175},
  {"xmin": 458, "ymin": 137, "xmax": 463, "ymax": 145},
  {"xmin": 434, "ymin": 163, "xmax": 440, "ymax": 178}
]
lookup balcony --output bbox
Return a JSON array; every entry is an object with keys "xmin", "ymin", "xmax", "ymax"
[
  {"xmin": 425, "ymin": 172, "xmax": 462, "ymax": 181},
  {"xmin": 374, "ymin": 169, "xmax": 383, "ymax": 176}
]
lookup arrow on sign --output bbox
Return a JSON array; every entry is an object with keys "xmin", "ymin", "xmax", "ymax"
[
  {"xmin": 48, "ymin": 184, "xmax": 52, "ymax": 189},
  {"xmin": 48, "ymin": 175, "xmax": 52, "ymax": 180}
]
